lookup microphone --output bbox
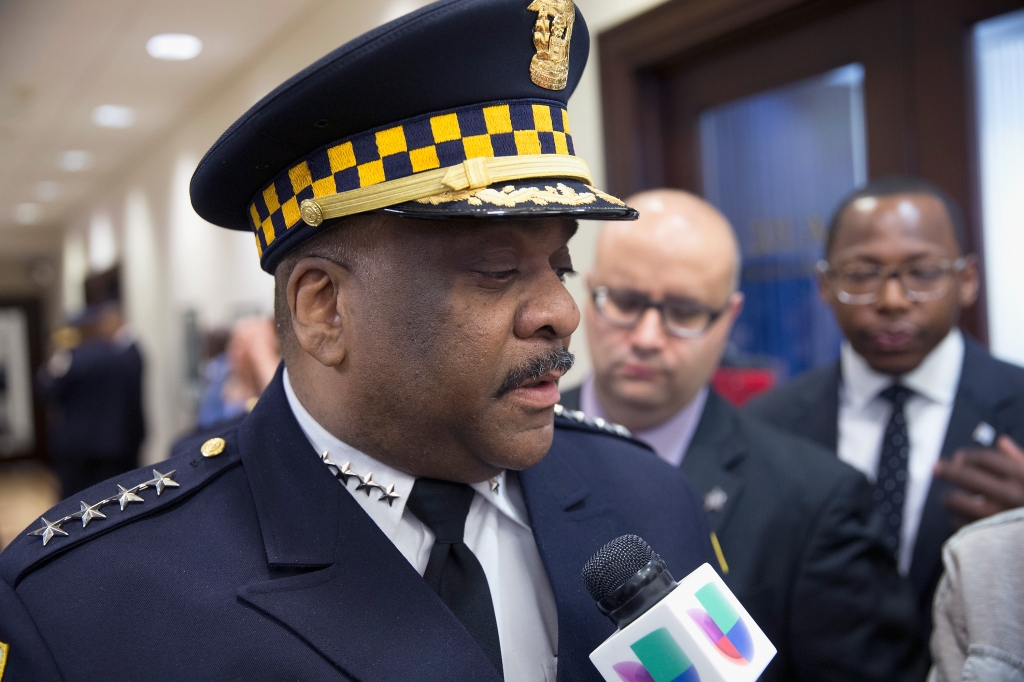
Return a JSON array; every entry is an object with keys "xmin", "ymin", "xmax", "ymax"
[{"xmin": 583, "ymin": 535, "xmax": 775, "ymax": 682}]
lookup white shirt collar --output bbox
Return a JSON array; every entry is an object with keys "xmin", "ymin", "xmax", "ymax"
[
  {"xmin": 841, "ymin": 328, "xmax": 964, "ymax": 408},
  {"xmin": 282, "ymin": 368, "xmax": 529, "ymax": 534}
]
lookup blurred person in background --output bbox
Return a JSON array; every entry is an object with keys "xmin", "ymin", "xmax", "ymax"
[
  {"xmin": 747, "ymin": 176, "xmax": 1024, "ymax": 644},
  {"xmin": 559, "ymin": 188, "xmax": 925, "ymax": 681},
  {"xmin": 195, "ymin": 316, "xmax": 280, "ymax": 430},
  {"xmin": 928, "ymin": 505, "xmax": 1024, "ymax": 681},
  {"xmin": 37, "ymin": 302, "xmax": 145, "ymax": 497}
]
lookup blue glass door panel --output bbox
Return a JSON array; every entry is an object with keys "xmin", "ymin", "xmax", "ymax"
[{"xmin": 700, "ymin": 64, "xmax": 867, "ymax": 378}]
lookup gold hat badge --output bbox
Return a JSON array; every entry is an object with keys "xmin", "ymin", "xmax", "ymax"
[{"xmin": 528, "ymin": 0, "xmax": 575, "ymax": 91}]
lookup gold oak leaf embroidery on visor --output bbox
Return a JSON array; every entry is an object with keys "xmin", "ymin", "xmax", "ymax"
[{"xmin": 415, "ymin": 183, "xmax": 624, "ymax": 208}]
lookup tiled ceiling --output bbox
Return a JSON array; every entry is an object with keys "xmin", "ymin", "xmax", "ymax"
[{"xmin": 0, "ymin": 0, "xmax": 322, "ymax": 232}]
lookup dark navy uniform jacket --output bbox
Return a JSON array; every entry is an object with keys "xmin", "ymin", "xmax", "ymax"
[{"xmin": 0, "ymin": 372, "xmax": 713, "ymax": 681}]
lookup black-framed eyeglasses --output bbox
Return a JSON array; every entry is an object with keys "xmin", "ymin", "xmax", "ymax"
[
  {"xmin": 590, "ymin": 286, "xmax": 727, "ymax": 338},
  {"xmin": 816, "ymin": 257, "xmax": 968, "ymax": 305}
]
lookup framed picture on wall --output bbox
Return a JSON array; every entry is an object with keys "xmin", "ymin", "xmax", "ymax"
[{"xmin": 0, "ymin": 307, "xmax": 35, "ymax": 457}]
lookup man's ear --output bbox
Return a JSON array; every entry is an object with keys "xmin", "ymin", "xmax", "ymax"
[
  {"xmin": 957, "ymin": 254, "xmax": 980, "ymax": 308},
  {"xmin": 728, "ymin": 291, "xmax": 745, "ymax": 320},
  {"xmin": 817, "ymin": 269, "xmax": 836, "ymax": 306},
  {"xmin": 287, "ymin": 257, "xmax": 350, "ymax": 367}
]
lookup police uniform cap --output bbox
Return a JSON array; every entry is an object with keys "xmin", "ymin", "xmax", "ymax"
[{"xmin": 189, "ymin": 0, "xmax": 637, "ymax": 273}]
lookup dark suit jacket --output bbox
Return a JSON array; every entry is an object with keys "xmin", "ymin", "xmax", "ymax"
[
  {"xmin": 39, "ymin": 339, "xmax": 145, "ymax": 464},
  {"xmin": 562, "ymin": 386, "xmax": 926, "ymax": 681},
  {"xmin": 746, "ymin": 334, "xmax": 1024, "ymax": 635},
  {"xmin": 0, "ymin": 370, "xmax": 714, "ymax": 681}
]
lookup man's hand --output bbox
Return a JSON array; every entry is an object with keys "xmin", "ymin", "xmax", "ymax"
[{"xmin": 934, "ymin": 435, "xmax": 1024, "ymax": 528}]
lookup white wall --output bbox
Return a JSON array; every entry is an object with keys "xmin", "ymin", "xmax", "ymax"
[
  {"xmin": 976, "ymin": 9, "xmax": 1024, "ymax": 367},
  {"xmin": 60, "ymin": 0, "xmax": 670, "ymax": 463}
]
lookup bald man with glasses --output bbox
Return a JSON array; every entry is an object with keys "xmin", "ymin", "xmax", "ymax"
[{"xmin": 560, "ymin": 189, "xmax": 925, "ymax": 682}]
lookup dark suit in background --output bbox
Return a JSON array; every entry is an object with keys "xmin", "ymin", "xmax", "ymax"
[
  {"xmin": 747, "ymin": 334, "xmax": 1024, "ymax": 638},
  {"xmin": 38, "ymin": 338, "xmax": 145, "ymax": 496},
  {"xmin": 562, "ymin": 386, "xmax": 925, "ymax": 681}
]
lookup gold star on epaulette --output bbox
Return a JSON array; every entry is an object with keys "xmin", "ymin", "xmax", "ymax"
[{"xmin": 25, "ymin": 470, "xmax": 181, "ymax": 546}]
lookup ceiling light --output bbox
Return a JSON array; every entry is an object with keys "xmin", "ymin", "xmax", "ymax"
[
  {"xmin": 146, "ymin": 33, "xmax": 202, "ymax": 60},
  {"xmin": 13, "ymin": 203, "xmax": 41, "ymax": 225},
  {"xmin": 92, "ymin": 104, "xmax": 136, "ymax": 128},
  {"xmin": 60, "ymin": 150, "xmax": 95, "ymax": 172},
  {"xmin": 35, "ymin": 181, "xmax": 62, "ymax": 202}
]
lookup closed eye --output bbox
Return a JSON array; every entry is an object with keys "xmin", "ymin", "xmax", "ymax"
[{"xmin": 482, "ymin": 269, "xmax": 519, "ymax": 281}]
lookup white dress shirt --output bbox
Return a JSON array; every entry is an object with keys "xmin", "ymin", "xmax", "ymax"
[
  {"xmin": 283, "ymin": 370, "xmax": 559, "ymax": 682},
  {"xmin": 579, "ymin": 374, "xmax": 708, "ymax": 467},
  {"xmin": 838, "ymin": 329, "xmax": 964, "ymax": 574}
]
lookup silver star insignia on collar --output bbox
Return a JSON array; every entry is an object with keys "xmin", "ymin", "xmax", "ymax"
[
  {"xmin": 151, "ymin": 469, "xmax": 180, "ymax": 495},
  {"xmin": 28, "ymin": 518, "xmax": 68, "ymax": 546},
  {"xmin": 338, "ymin": 463, "xmax": 357, "ymax": 485},
  {"xmin": 321, "ymin": 452, "xmax": 359, "ymax": 485},
  {"xmin": 321, "ymin": 451, "xmax": 402, "ymax": 505},
  {"xmin": 378, "ymin": 484, "xmax": 400, "ymax": 506},
  {"xmin": 355, "ymin": 473, "xmax": 377, "ymax": 495},
  {"xmin": 489, "ymin": 478, "xmax": 500, "ymax": 493},
  {"xmin": 116, "ymin": 484, "xmax": 145, "ymax": 510},
  {"xmin": 77, "ymin": 501, "xmax": 107, "ymax": 528}
]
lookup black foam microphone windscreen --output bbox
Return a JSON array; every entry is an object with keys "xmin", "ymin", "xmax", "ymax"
[{"xmin": 581, "ymin": 534, "xmax": 656, "ymax": 603}]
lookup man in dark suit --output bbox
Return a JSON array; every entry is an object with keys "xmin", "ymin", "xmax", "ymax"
[
  {"xmin": 561, "ymin": 188, "xmax": 925, "ymax": 680},
  {"xmin": 747, "ymin": 176, "xmax": 1024, "ymax": 640},
  {"xmin": 0, "ymin": 3, "xmax": 714, "ymax": 680},
  {"xmin": 38, "ymin": 303, "xmax": 145, "ymax": 496}
]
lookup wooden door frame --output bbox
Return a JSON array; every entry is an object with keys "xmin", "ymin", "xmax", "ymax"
[
  {"xmin": 0, "ymin": 296, "xmax": 49, "ymax": 464},
  {"xmin": 599, "ymin": 0, "xmax": 1024, "ymax": 343}
]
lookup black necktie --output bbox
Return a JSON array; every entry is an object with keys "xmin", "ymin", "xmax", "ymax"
[
  {"xmin": 875, "ymin": 384, "xmax": 913, "ymax": 558},
  {"xmin": 406, "ymin": 478, "xmax": 503, "ymax": 676}
]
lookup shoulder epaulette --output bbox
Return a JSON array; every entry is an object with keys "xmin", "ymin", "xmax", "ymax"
[
  {"xmin": 554, "ymin": 403, "xmax": 633, "ymax": 438},
  {"xmin": 0, "ymin": 429, "xmax": 242, "ymax": 586}
]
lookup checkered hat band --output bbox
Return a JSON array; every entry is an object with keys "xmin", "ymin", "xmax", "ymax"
[{"xmin": 248, "ymin": 99, "xmax": 575, "ymax": 253}]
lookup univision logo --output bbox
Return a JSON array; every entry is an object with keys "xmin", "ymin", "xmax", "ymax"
[
  {"xmin": 688, "ymin": 582, "xmax": 754, "ymax": 663},
  {"xmin": 610, "ymin": 582, "xmax": 753, "ymax": 681},
  {"xmin": 613, "ymin": 627, "xmax": 700, "ymax": 682}
]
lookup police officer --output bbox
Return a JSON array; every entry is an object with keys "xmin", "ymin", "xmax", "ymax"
[
  {"xmin": 38, "ymin": 302, "xmax": 145, "ymax": 497},
  {"xmin": 0, "ymin": 1, "xmax": 712, "ymax": 680}
]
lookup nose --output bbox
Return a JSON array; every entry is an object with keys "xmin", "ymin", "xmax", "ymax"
[
  {"xmin": 516, "ymin": 268, "xmax": 580, "ymax": 341},
  {"xmin": 629, "ymin": 307, "xmax": 668, "ymax": 352},
  {"xmin": 877, "ymin": 274, "xmax": 911, "ymax": 313}
]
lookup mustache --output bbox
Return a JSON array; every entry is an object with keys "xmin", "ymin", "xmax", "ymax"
[{"xmin": 496, "ymin": 348, "xmax": 575, "ymax": 398}]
